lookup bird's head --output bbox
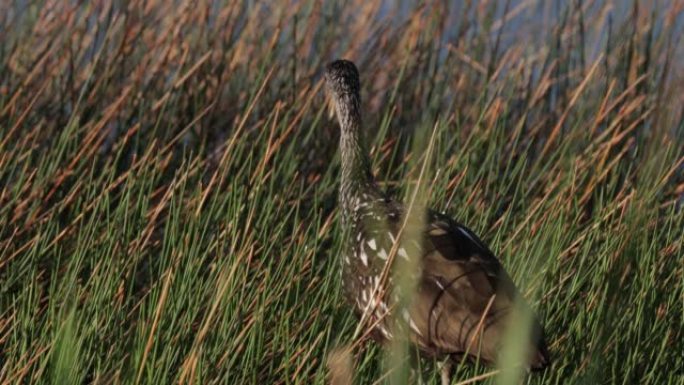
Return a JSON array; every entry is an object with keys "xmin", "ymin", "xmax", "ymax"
[
  {"xmin": 325, "ymin": 59, "xmax": 361, "ymax": 119},
  {"xmin": 325, "ymin": 59, "xmax": 360, "ymax": 97}
]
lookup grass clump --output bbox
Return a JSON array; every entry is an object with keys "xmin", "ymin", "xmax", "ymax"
[{"xmin": 1, "ymin": 1, "xmax": 682, "ymax": 384}]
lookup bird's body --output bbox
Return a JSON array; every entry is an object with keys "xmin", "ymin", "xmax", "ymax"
[{"xmin": 326, "ymin": 59, "xmax": 549, "ymax": 382}]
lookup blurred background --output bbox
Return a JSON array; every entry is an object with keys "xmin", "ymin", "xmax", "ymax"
[{"xmin": 0, "ymin": 1, "xmax": 682, "ymax": 384}]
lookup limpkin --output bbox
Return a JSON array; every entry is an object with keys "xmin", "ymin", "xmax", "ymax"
[{"xmin": 325, "ymin": 59, "xmax": 550, "ymax": 384}]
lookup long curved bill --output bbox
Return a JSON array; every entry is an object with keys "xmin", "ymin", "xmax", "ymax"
[{"xmin": 327, "ymin": 93, "xmax": 336, "ymax": 119}]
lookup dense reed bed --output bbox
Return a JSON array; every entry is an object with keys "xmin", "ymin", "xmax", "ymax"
[{"xmin": 0, "ymin": 1, "xmax": 682, "ymax": 384}]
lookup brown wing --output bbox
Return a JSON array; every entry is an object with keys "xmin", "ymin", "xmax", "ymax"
[{"xmin": 408, "ymin": 213, "xmax": 550, "ymax": 368}]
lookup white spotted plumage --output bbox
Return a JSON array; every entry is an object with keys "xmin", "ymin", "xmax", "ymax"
[{"xmin": 328, "ymin": 59, "xmax": 550, "ymax": 383}]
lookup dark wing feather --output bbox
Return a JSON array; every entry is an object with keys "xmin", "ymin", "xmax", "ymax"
[
  {"xmin": 374, "ymin": 198, "xmax": 549, "ymax": 368},
  {"xmin": 408, "ymin": 212, "xmax": 549, "ymax": 368}
]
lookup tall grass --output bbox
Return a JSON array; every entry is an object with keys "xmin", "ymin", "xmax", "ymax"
[{"xmin": 1, "ymin": 1, "xmax": 682, "ymax": 384}]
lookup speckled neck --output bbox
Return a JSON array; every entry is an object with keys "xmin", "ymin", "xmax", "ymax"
[{"xmin": 334, "ymin": 91, "xmax": 373, "ymax": 222}]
